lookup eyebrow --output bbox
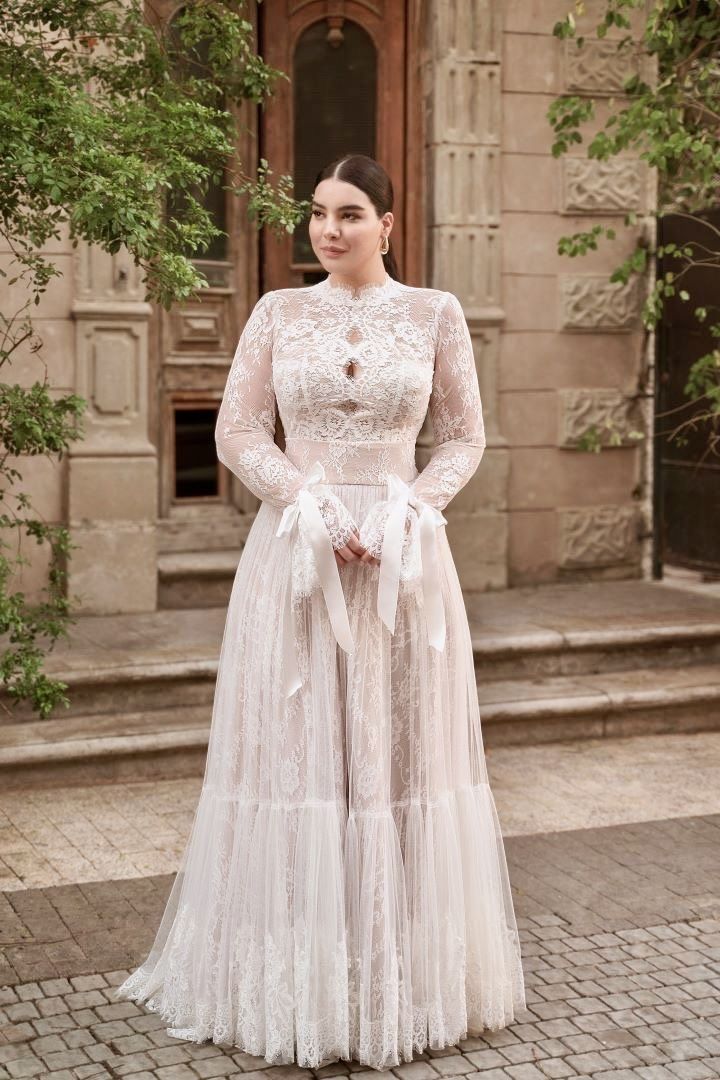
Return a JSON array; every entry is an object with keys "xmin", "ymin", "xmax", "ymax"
[{"xmin": 311, "ymin": 201, "xmax": 366, "ymax": 211}]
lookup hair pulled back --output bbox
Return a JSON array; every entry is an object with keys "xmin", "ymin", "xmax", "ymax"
[{"xmin": 313, "ymin": 154, "xmax": 402, "ymax": 282}]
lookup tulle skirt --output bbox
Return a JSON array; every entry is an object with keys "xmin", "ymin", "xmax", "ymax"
[{"xmin": 114, "ymin": 482, "xmax": 526, "ymax": 1071}]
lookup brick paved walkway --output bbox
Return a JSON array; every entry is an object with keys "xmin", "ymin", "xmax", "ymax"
[{"xmin": 1, "ymin": 810, "xmax": 719, "ymax": 1079}]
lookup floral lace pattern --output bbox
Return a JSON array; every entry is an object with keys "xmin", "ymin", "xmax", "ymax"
[
  {"xmin": 214, "ymin": 272, "xmax": 486, "ymax": 514},
  {"xmin": 116, "ymin": 276, "xmax": 525, "ymax": 1072}
]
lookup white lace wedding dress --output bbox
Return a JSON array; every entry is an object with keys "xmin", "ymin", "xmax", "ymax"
[{"xmin": 115, "ymin": 271, "xmax": 526, "ymax": 1071}]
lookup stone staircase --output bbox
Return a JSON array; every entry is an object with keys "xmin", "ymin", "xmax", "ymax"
[{"xmin": 2, "ymin": 579, "xmax": 720, "ymax": 788}]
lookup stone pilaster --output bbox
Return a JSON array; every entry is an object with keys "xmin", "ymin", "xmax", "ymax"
[
  {"xmin": 423, "ymin": 0, "xmax": 508, "ymax": 590},
  {"xmin": 68, "ymin": 244, "xmax": 157, "ymax": 613}
]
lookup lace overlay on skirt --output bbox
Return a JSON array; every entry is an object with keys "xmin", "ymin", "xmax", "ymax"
[{"xmin": 115, "ymin": 482, "xmax": 526, "ymax": 1071}]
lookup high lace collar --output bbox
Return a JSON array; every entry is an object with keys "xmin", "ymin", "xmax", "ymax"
[{"xmin": 315, "ymin": 271, "xmax": 400, "ymax": 302}]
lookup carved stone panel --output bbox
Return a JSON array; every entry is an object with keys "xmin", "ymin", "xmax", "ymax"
[
  {"xmin": 75, "ymin": 242, "xmax": 145, "ymax": 302},
  {"xmin": 433, "ymin": 146, "xmax": 500, "ymax": 226},
  {"xmin": 559, "ymin": 274, "xmax": 642, "ymax": 331},
  {"xmin": 432, "ymin": 0, "xmax": 500, "ymax": 61},
  {"xmin": 559, "ymin": 504, "xmax": 639, "ymax": 567},
  {"xmin": 430, "ymin": 59, "xmax": 501, "ymax": 145},
  {"xmin": 168, "ymin": 294, "xmax": 231, "ymax": 355},
  {"xmin": 561, "ymin": 158, "xmax": 645, "ymax": 214},
  {"xmin": 431, "ymin": 226, "xmax": 501, "ymax": 310},
  {"xmin": 75, "ymin": 319, "xmax": 153, "ymax": 453},
  {"xmin": 563, "ymin": 38, "xmax": 641, "ymax": 95},
  {"xmin": 559, "ymin": 388, "xmax": 642, "ymax": 447}
]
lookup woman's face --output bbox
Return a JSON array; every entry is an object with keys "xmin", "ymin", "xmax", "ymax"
[{"xmin": 309, "ymin": 177, "xmax": 393, "ymax": 278}]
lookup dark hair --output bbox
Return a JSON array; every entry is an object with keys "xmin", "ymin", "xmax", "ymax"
[{"xmin": 313, "ymin": 154, "xmax": 402, "ymax": 282}]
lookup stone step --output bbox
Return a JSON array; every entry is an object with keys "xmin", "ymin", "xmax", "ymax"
[
  {"xmin": 477, "ymin": 662, "xmax": 720, "ymax": 746},
  {"xmin": 473, "ymin": 619, "xmax": 720, "ymax": 681},
  {"xmin": 465, "ymin": 580, "xmax": 720, "ymax": 680},
  {"xmin": 2, "ymin": 581, "xmax": 720, "ymax": 787},
  {"xmin": 2, "ymin": 662, "xmax": 719, "ymax": 788},
  {"xmin": 8, "ymin": 614, "xmax": 720, "ymax": 725},
  {"xmin": 0, "ymin": 706, "xmax": 210, "ymax": 790},
  {"xmin": 157, "ymin": 550, "xmax": 238, "ymax": 610}
]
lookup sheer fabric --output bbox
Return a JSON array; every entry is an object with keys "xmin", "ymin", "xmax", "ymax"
[{"xmin": 115, "ymin": 273, "xmax": 526, "ymax": 1071}]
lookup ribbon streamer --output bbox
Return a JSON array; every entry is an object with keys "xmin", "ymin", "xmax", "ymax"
[
  {"xmin": 376, "ymin": 473, "xmax": 448, "ymax": 651},
  {"xmin": 275, "ymin": 461, "xmax": 355, "ymax": 699}
]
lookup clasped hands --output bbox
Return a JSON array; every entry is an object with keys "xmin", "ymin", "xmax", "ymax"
[
  {"xmin": 334, "ymin": 527, "xmax": 379, "ymax": 569},
  {"xmin": 332, "ymin": 500, "xmax": 416, "ymax": 571}
]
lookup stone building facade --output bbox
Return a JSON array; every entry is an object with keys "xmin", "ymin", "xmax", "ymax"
[{"xmin": 7, "ymin": 0, "xmax": 655, "ymax": 615}]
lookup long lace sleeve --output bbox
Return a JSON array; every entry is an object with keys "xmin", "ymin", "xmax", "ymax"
[
  {"xmin": 358, "ymin": 291, "xmax": 485, "ymax": 561},
  {"xmin": 215, "ymin": 292, "xmax": 358, "ymax": 547},
  {"xmin": 410, "ymin": 290, "xmax": 486, "ymax": 509}
]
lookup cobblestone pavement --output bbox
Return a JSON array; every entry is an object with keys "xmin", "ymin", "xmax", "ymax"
[{"xmin": 1, "ymin": 735, "xmax": 719, "ymax": 1078}]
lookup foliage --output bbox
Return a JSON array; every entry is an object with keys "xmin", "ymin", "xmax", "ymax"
[
  {"xmin": 548, "ymin": 0, "xmax": 720, "ymax": 456},
  {"xmin": 0, "ymin": 0, "xmax": 307, "ymax": 716}
]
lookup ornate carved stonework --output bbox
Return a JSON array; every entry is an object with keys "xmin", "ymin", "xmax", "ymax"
[
  {"xmin": 564, "ymin": 39, "xmax": 641, "ymax": 94},
  {"xmin": 559, "ymin": 388, "xmax": 642, "ymax": 447},
  {"xmin": 169, "ymin": 295, "xmax": 230, "ymax": 354},
  {"xmin": 559, "ymin": 274, "xmax": 642, "ymax": 330},
  {"xmin": 432, "ymin": 226, "xmax": 502, "ymax": 311},
  {"xmin": 433, "ymin": 0, "xmax": 500, "ymax": 60},
  {"xmin": 426, "ymin": 0, "xmax": 507, "ymax": 588},
  {"xmin": 431, "ymin": 0, "xmax": 498, "ymax": 58},
  {"xmin": 433, "ymin": 146, "xmax": 499, "ymax": 226},
  {"xmin": 562, "ymin": 158, "xmax": 645, "ymax": 214},
  {"xmin": 430, "ymin": 59, "xmax": 500, "ymax": 146},
  {"xmin": 559, "ymin": 505, "xmax": 639, "ymax": 567}
]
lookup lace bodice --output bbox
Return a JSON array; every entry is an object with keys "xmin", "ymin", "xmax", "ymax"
[{"xmin": 215, "ymin": 273, "xmax": 486, "ymax": 516}]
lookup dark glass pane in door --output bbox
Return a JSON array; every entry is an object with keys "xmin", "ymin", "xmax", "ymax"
[
  {"xmin": 293, "ymin": 20, "xmax": 377, "ymax": 264},
  {"xmin": 175, "ymin": 408, "xmax": 219, "ymax": 498}
]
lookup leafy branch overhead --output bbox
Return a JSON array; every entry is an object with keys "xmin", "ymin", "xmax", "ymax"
[
  {"xmin": 0, "ymin": 0, "xmax": 308, "ymax": 308},
  {"xmin": 0, "ymin": 0, "xmax": 304, "ymax": 717},
  {"xmin": 548, "ymin": 0, "xmax": 720, "ymax": 452}
]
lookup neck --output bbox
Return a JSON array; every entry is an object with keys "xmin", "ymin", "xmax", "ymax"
[{"xmin": 327, "ymin": 259, "xmax": 388, "ymax": 290}]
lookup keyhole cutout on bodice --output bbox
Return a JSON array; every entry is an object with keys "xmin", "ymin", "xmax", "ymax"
[{"xmin": 345, "ymin": 327, "xmax": 363, "ymax": 380}]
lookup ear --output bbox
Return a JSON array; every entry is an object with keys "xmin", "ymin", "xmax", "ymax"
[{"xmin": 382, "ymin": 211, "xmax": 394, "ymax": 235}]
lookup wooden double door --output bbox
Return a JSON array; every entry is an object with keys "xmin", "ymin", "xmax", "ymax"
[{"xmin": 258, "ymin": 0, "xmax": 423, "ymax": 291}]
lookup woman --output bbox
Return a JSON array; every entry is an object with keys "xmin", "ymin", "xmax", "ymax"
[{"xmin": 115, "ymin": 154, "xmax": 526, "ymax": 1071}]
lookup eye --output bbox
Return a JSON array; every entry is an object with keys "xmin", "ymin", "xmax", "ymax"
[
  {"xmin": 344, "ymin": 213, "xmax": 359, "ymax": 221},
  {"xmin": 311, "ymin": 209, "xmax": 323, "ymax": 217}
]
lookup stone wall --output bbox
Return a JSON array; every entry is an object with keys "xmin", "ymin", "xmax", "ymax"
[
  {"xmin": 425, "ymin": 0, "xmax": 654, "ymax": 589},
  {"xmin": 500, "ymin": 0, "xmax": 653, "ymax": 584},
  {"xmin": 0, "ymin": 232, "xmax": 157, "ymax": 615}
]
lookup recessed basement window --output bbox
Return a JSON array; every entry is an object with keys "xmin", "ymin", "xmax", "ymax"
[{"xmin": 174, "ymin": 406, "xmax": 221, "ymax": 500}]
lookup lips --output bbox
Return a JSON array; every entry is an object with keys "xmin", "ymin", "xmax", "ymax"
[{"xmin": 322, "ymin": 247, "xmax": 347, "ymax": 255}]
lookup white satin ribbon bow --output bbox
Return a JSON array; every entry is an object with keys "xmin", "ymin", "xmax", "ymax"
[
  {"xmin": 376, "ymin": 473, "xmax": 448, "ymax": 651},
  {"xmin": 275, "ymin": 461, "xmax": 355, "ymax": 699}
]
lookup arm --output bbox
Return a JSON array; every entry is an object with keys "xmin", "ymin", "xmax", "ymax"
[
  {"xmin": 410, "ymin": 290, "xmax": 486, "ymax": 509},
  {"xmin": 215, "ymin": 292, "xmax": 358, "ymax": 547},
  {"xmin": 359, "ymin": 291, "xmax": 485, "ymax": 558}
]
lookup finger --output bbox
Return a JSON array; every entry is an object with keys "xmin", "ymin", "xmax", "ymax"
[{"xmin": 345, "ymin": 534, "xmax": 368, "ymax": 557}]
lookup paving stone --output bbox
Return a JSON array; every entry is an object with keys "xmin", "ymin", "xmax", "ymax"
[
  {"xmin": 1, "ymin": 806, "xmax": 719, "ymax": 1079},
  {"xmin": 463, "ymin": 1048, "xmax": 507, "ymax": 1071},
  {"xmin": 535, "ymin": 1062, "xmax": 577, "ymax": 1079},
  {"xmin": 4, "ymin": 1059, "xmax": 44, "ymax": 1079},
  {"xmin": 424, "ymin": 1057, "xmax": 476, "ymax": 1077}
]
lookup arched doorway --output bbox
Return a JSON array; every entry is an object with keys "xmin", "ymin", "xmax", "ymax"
[{"xmin": 259, "ymin": 0, "xmax": 423, "ymax": 290}]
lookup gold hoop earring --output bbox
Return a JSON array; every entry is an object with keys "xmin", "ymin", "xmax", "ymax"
[{"xmin": 380, "ymin": 235, "xmax": 390, "ymax": 255}]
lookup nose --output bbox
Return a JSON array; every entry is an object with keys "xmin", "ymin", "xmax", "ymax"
[{"xmin": 323, "ymin": 219, "xmax": 340, "ymax": 238}]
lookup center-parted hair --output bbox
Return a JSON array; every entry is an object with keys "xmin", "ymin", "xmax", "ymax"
[{"xmin": 313, "ymin": 154, "xmax": 402, "ymax": 282}]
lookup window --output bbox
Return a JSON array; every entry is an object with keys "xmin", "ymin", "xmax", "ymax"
[
  {"xmin": 173, "ymin": 404, "xmax": 225, "ymax": 500},
  {"xmin": 166, "ymin": 8, "xmax": 229, "ymax": 263},
  {"xmin": 292, "ymin": 19, "xmax": 377, "ymax": 268}
]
